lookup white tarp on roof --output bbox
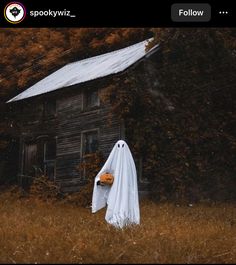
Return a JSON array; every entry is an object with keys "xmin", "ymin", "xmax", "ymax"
[{"xmin": 7, "ymin": 38, "xmax": 158, "ymax": 103}]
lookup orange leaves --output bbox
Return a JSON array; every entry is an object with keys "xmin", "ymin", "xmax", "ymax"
[
  {"xmin": 17, "ymin": 70, "xmax": 31, "ymax": 88},
  {"xmin": 105, "ymin": 33, "xmax": 122, "ymax": 46}
]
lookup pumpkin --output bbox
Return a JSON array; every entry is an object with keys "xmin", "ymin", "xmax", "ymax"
[{"xmin": 100, "ymin": 173, "xmax": 114, "ymax": 185}]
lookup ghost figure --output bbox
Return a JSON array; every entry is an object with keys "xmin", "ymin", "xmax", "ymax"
[{"xmin": 92, "ymin": 140, "xmax": 140, "ymax": 228}]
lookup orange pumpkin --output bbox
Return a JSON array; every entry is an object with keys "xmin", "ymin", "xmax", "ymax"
[{"xmin": 100, "ymin": 173, "xmax": 114, "ymax": 185}]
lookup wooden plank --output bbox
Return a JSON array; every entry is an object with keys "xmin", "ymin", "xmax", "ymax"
[{"xmin": 17, "ymin": 81, "xmax": 124, "ymax": 191}]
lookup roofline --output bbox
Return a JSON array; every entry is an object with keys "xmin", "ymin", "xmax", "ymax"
[
  {"xmin": 6, "ymin": 46, "xmax": 160, "ymax": 104},
  {"xmin": 6, "ymin": 39, "xmax": 159, "ymax": 104}
]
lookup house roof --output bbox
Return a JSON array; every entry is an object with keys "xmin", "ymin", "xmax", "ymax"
[{"xmin": 7, "ymin": 38, "xmax": 158, "ymax": 103}]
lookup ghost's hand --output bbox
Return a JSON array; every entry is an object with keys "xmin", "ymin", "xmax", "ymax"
[{"xmin": 100, "ymin": 173, "xmax": 114, "ymax": 185}]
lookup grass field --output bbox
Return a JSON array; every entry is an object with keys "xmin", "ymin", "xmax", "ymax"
[{"xmin": 0, "ymin": 188, "xmax": 235, "ymax": 264}]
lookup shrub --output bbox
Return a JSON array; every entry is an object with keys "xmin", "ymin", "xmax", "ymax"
[{"xmin": 63, "ymin": 152, "xmax": 104, "ymax": 207}]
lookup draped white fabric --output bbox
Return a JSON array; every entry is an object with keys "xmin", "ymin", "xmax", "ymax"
[{"xmin": 92, "ymin": 140, "xmax": 140, "ymax": 228}]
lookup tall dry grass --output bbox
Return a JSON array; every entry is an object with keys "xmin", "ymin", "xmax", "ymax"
[{"xmin": 0, "ymin": 188, "xmax": 235, "ymax": 264}]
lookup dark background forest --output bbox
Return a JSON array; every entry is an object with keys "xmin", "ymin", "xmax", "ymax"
[{"xmin": 0, "ymin": 28, "xmax": 235, "ymax": 202}]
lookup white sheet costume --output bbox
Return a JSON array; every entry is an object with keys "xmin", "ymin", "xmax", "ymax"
[{"xmin": 92, "ymin": 140, "xmax": 140, "ymax": 228}]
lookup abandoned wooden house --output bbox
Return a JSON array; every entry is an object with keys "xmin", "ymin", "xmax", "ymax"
[{"xmin": 7, "ymin": 38, "xmax": 160, "ymax": 193}]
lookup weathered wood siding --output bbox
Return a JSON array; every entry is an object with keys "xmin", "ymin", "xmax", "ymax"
[
  {"xmin": 56, "ymin": 87, "xmax": 122, "ymax": 192},
  {"xmin": 16, "ymin": 83, "xmax": 122, "ymax": 192},
  {"xmin": 16, "ymin": 99, "xmax": 58, "ymax": 184}
]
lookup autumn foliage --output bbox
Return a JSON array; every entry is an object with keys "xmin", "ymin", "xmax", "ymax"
[
  {"xmin": 101, "ymin": 28, "xmax": 236, "ymax": 202},
  {"xmin": 65, "ymin": 152, "xmax": 104, "ymax": 207}
]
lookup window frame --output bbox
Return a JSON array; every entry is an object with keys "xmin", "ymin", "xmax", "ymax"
[
  {"xmin": 81, "ymin": 129, "xmax": 99, "ymax": 157},
  {"xmin": 43, "ymin": 99, "xmax": 57, "ymax": 118},
  {"xmin": 43, "ymin": 137, "xmax": 57, "ymax": 181},
  {"xmin": 82, "ymin": 88, "xmax": 100, "ymax": 111}
]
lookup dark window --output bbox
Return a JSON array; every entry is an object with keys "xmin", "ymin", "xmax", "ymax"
[
  {"xmin": 44, "ymin": 138, "xmax": 56, "ymax": 180},
  {"xmin": 43, "ymin": 100, "xmax": 56, "ymax": 117},
  {"xmin": 83, "ymin": 89, "xmax": 100, "ymax": 110},
  {"xmin": 44, "ymin": 161, "xmax": 55, "ymax": 181},
  {"xmin": 82, "ymin": 131, "xmax": 98, "ymax": 155},
  {"xmin": 44, "ymin": 139, "xmax": 56, "ymax": 160}
]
